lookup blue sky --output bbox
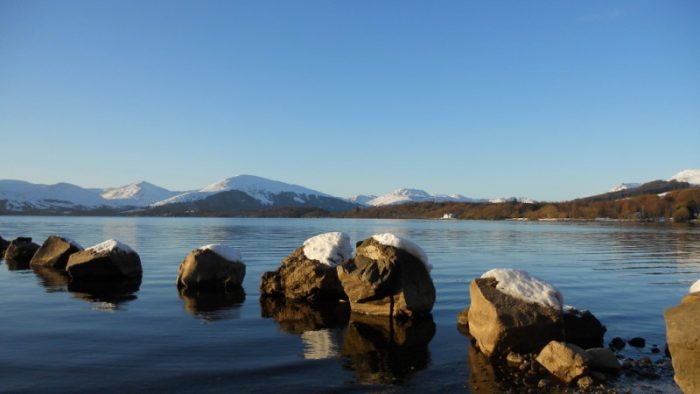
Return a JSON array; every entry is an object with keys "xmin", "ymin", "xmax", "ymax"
[{"xmin": 1, "ymin": 0, "xmax": 698, "ymax": 201}]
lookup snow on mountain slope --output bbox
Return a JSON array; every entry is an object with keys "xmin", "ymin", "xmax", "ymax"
[
  {"xmin": 366, "ymin": 188, "xmax": 485, "ymax": 206},
  {"xmin": 489, "ymin": 197, "xmax": 536, "ymax": 204},
  {"xmin": 609, "ymin": 183, "xmax": 641, "ymax": 193},
  {"xmin": 153, "ymin": 175, "xmax": 331, "ymax": 207},
  {"xmin": 670, "ymin": 169, "xmax": 700, "ymax": 185},
  {"xmin": 102, "ymin": 181, "xmax": 178, "ymax": 206},
  {"xmin": 0, "ymin": 180, "xmax": 108, "ymax": 210},
  {"xmin": 348, "ymin": 195, "xmax": 377, "ymax": 206}
]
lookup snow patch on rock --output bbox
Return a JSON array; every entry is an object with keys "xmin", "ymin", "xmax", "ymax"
[
  {"xmin": 481, "ymin": 268, "xmax": 563, "ymax": 310},
  {"xmin": 371, "ymin": 233, "xmax": 431, "ymax": 271},
  {"xmin": 690, "ymin": 279, "xmax": 700, "ymax": 294},
  {"xmin": 302, "ymin": 232, "xmax": 353, "ymax": 266},
  {"xmin": 86, "ymin": 239, "xmax": 135, "ymax": 254},
  {"xmin": 198, "ymin": 244, "xmax": 242, "ymax": 262},
  {"xmin": 59, "ymin": 236, "xmax": 83, "ymax": 249}
]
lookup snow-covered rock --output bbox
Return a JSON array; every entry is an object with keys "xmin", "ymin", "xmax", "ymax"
[
  {"xmin": 177, "ymin": 244, "xmax": 246, "ymax": 290},
  {"xmin": 481, "ymin": 269, "xmax": 563, "ymax": 310},
  {"xmin": 101, "ymin": 181, "xmax": 178, "ymax": 206},
  {"xmin": 609, "ymin": 183, "xmax": 641, "ymax": 193},
  {"xmin": 690, "ymin": 279, "xmax": 700, "ymax": 294},
  {"xmin": 303, "ymin": 232, "xmax": 353, "ymax": 266},
  {"xmin": 670, "ymin": 169, "xmax": 700, "ymax": 185},
  {"xmin": 67, "ymin": 239, "xmax": 142, "ymax": 279},
  {"xmin": 86, "ymin": 239, "xmax": 135, "ymax": 254},
  {"xmin": 371, "ymin": 233, "xmax": 430, "ymax": 271},
  {"xmin": 198, "ymin": 244, "xmax": 242, "ymax": 263}
]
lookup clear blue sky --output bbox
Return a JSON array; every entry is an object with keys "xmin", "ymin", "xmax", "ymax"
[{"xmin": 1, "ymin": 0, "xmax": 698, "ymax": 201}]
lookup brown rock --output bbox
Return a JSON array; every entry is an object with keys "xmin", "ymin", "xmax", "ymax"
[
  {"xmin": 586, "ymin": 347, "xmax": 620, "ymax": 373},
  {"xmin": 467, "ymin": 277, "xmax": 564, "ymax": 357},
  {"xmin": 337, "ymin": 237, "xmax": 435, "ymax": 318},
  {"xmin": 30, "ymin": 235, "xmax": 82, "ymax": 269},
  {"xmin": 665, "ymin": 293, "xmax": 700, "ymax": 394},
  {"xmin": 177, "ymin": 248, "xmax": 245, "ymax": 290},
  {"xmin": 260, "ymin": 247, "xmax": 344, "ymax": 302},
  {"xmin": 66, "ymin": 242, "xmax": 141, "ymax": 279},
  {"xmin": 536, "ymin": 341, "xmax": 590, "ymax": 383},
  {"xmin": 563, "ymin": 307, "xmax": 606, "ymax": 349},
  {"xmin": 3, "ymin": 237, "xmax": 40, "ymax": 265}
]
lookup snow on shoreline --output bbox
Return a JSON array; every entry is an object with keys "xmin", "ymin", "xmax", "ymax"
[
  {"xmin": 371, "ymin": 233, "xmax": 431, "ymax": 271},
  {"xmin": 481, "ymin": 268, "xmax": 563, "ymax": 310},
  {"xmin": 198, "ymin": 244, "xmax": 242, "ymax": 262},
  {"xmin": 86, "ymin": 239, "xmax": 135, "ymax": 254},
  {"xmin": 303, "ymin": 232, "xmax": 353, "ymax": 266}
]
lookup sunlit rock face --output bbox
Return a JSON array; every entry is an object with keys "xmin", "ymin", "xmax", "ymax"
[{"xmin": 665, "ymin": 293, "xmax": 700, "ymax": 394}]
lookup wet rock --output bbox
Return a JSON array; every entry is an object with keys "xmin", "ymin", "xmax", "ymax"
[
  {"xmin": 30, "ymin": 235, "xmax": 82, "ymax": 269},
  {"xmin": 665, "ymin": 293, "xmax": 700, "ymax": 394},
  {"xmin": 467, "ymin": 277, "xmax": 563, "ymax": 357},
  {"xmin": 260, "ymin": 246, "xmax": 345, "ymax": 302},
  {"xmin": 179, "ymin": 286, "xmax": 245, "ymax": 321},
  {"xmin": 586, "ymin": 347, "xmax": 621, "ymax": 373},
  {"xmin": 177, "ymin": 245, "xmax": 245, "ymax": 291},
  {"xmin": 66, "ymin": 239, "xmax": 141, "ymax": 279},
  {"xmin": 609, "ymin": 336, "xmax": 626, "ymax": 351},
  {"xmin": 337, "ymin": 236, "xmax": 435, "ymax": 318},
  {"xmin": 562, "ymin": 306, "xmax": 606, "ymax": 349},
  {"xmin": 535, "ymin": 341, "xmax": 590, "ymax": 383},
  {"xmin": 628, "ymin": 337, "xmax": 646, "ymax": 348},
  {"xmin": 3, "ymin": 237, "xmax": 40, "ymax": 265}
]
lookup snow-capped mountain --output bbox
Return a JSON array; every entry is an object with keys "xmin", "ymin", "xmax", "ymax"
[
  {"xmin": 0, "ymin": 180, "xmax": 110, "ymax": 211},
  {"xmin": 488, "ymin": 197, "xmax": 536, "ymax": 204},
  {"xmin": 348, "ymin": 195, "xmax": 377, "ymax": 206},
  {"xmin": 153, "ymin": 175, "xmax": 331, "ymax": 207},
  {"xmin": 670, "ymin": 169, "xmax": 700, "ymax": 185},
  {"xmin": 609, "ymin": 183, "xmax": 642, "ymax": 193},
  {"xmin": 365, "ymin": 188, "xmax": 485, "ymax": 206},
  {"xmin": 102, "ymin": 181, "xmax": 179, "ymax": 206}
]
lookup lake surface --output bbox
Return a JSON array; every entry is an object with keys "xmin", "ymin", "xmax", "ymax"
[{"xmin": 1, "ymin": 217, "xmax": 698, "ymax": 393}]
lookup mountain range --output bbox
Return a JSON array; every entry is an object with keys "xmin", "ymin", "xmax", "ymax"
[{"xmin": 1, "ymin": 169, "xmax": 698, "ymax": 215}]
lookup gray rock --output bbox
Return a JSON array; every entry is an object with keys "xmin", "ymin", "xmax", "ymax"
[{"xmin": 30, "ymin": 235, "xmax": 82, "ymax": 269}]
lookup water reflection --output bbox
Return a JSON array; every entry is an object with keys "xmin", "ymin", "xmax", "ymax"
[
  {"xmin": 4, "ymin": 259, "xmax": 31, "ymax": 271},
  {"xmin": 467, "ymin": 339, "xmax": 503, "ymax": 393},
  {"xmin": 260, "ymin": 297, "xmax": 350, "ymax": 360},
  {"xmin": 68, "ymin": 276, "xmax": 142, "ymax": 311},
  {"xmin": 32, "ymin": 266, "xmax": 69, "ymax": 292},
  {"xmin": 341, "ymin": 313, "xmax": 435, "ymax": 384},
  {"xmin": 178, "ymin": 286, "xmax": 245, "ymax": 321}
]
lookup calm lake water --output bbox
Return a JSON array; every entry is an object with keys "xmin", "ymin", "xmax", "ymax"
[{"xmin": 1, "ymin": 217, "xmax": 698, "ymax": 393}]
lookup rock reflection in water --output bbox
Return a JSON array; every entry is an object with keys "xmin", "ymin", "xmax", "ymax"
[
  {"xmin": 467, "ymin": 340, "xmax": 502, "ymax": 393},
  {"xmin": 178, "ymin": 286, "xmax": 245, "ymax": 321},
  {"xmin": 68, "ymin": 276, "xmax": 142, "ymax": 311},
  {"xmin": 260, "ymin": 297, "xmax": 350, "ymax": 360},
  {"xmin": 4, "ymin": 259, "xmax": 31, "ymax": 271},
  {"xmin": 31, "ymin": 266, "xmax": 70, "ymax": 292},
  {"xmin": 341, "ymin": 313, "xmax": 435, "ymax": 384}
]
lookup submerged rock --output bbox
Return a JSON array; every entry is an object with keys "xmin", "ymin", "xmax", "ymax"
[
  {"xmin": 30, "ymin": 235, "xmax": 83, "ymax": 269},
  {"xmin": 665, "ymin": 292, "xmax": 700, "ymax": 394},
  {"xmin": 66, "ymin": 239, "xmax": 141, "ymax": 279},
  {"xmin": 563, "ymin": 306, "xmax": 606, "ymax": 349},
  {"xmin": 467, "ymin": 270, "xmax": 564, "ymax": 357},
  {"xmin": 177, "ymin": 244, "xmax": 246, "ymax": 290},
  {"xmin": 536, "ymin": 340, "xmax": 590, "ymax": 383},
  {"xmin": 3, "ymin": 237, "xmax": 40, "ymax": 266},
  {"xmin": 337, "ymin": 235, "xmax": 435, "ymax": 318},
  {"xmin": 260, "ymin": 233, "xmax": 350, "ymax": 302}
]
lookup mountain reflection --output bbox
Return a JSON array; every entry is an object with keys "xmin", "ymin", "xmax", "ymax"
[
  {"xmin": 32, "ymin": 266, "xmax": 69, "ymax": 292},
  {"xmin": 178, "ymin": 286, "xmax": 245, "ymax": 321},
  {"xmin": 341, "ymin": 313, "xmax": 435, "ymax": 384},
  {"xmin": 68, "ymin": 275, "xmax": 142, "ymax": 311}
]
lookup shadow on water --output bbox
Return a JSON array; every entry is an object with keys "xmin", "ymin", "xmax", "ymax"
[
  {"xmin": 341, "ymin": 313, "xmax": 435, "ymax": 385},
  {"xmin": 260, "ymin": 297, "xmax": 349, "ymax": 360},
  {"xmin": 178, "ymin": 286, "xmax": 245, "ymax": 321},
  {"xmin": 68, "ymin": 275, "xmax": 142, "ymax": 311},
  {"xmin": 31, "ymin": 266, "xmax": 70, "ymax": 292}
]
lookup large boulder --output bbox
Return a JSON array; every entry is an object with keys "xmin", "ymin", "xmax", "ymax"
[
  {"xmin": 337, "ymin": 234, "xmax": 435, "ymax": 318},
  {"xmin": 467, "ymin": 269, "xmax": 564, "ymax": 357},
  {"xmin": 30, "ymin": 235, "xmax": 83, "ymax": 269},
  {"xmin": 563, "ymin": 306, "xmax": 606, "ymax": 349},
  {"xmin": 3, "ymin": 237, "xmax": 40, "ymax": 265},
  {"xmin": 260, "ymin": 232, "xmax": 350, "ymax": 302},
  {"xmin": 66, "ymin": 239, "xmax": 141, "ymax": 279},
  {"xmin": 176, "ymin": 244, "xmax": 245, "ymax": 290},
  {"xmin": 665, "ymin": 290, "xmax": 700, "ymax": 394},
  {"xmin": 535, "ymin": 340, "xmax": 590, "ymax": 383}
]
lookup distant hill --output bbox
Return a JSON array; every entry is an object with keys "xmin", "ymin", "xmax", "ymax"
[{"xmin": 580, "ymin": 180, "xmax": 692, "ymax": 202}]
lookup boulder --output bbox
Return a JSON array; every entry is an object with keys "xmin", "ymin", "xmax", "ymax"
[
  {"xmin": 337, "ymin": 235, "xmax": 435, "ymax": 318},
  {"xmin": 467, "ymin": 270, "xmax": 564, "ymax": 357},
  {"xmin": 0, "ymin": 236, "xmax": 9, "ymax": 255},
  {"xmin": 563, "ymin": 306, "xmax": 606, "ymax": 349},
  {"xmin": 261, "ymin": 232, "xmax": 351, "ymax": 302},
  {"xmin": 66, "ymin": 239, "xmax": 141, "ymax": 279},
  {"xmin": 665, "ymin": 293, "xmax": 700, "ymax": 394},
  {"xmin": 30, "ymin": 235, "xmax": 83, "ymax": 269},
  {"xmin": 585, "ymin": 347, "xmax": 620, "ymax": 373},
  {"xmin": 3, "ymin": 237, "xmax": 40, "ymax": 265},
  {"xmin": 177, "ymin": 244, "xmax": 245, "ymax": 290},
  {"xmin": 536, "ymin": 341, "xmax": 590, "ymax": 383}
]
